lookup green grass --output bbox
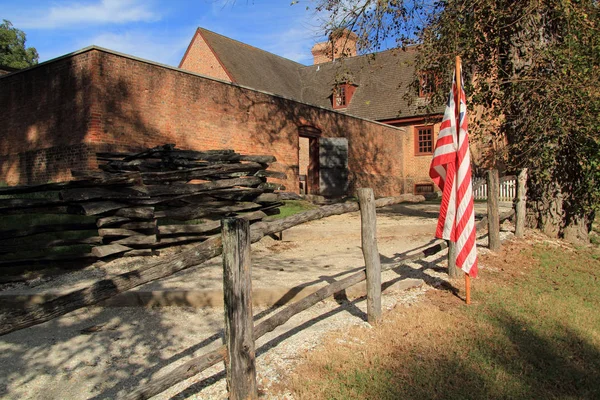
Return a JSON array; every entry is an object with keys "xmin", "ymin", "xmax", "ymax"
[
  {"xmin": 287, "ymin": 243, "xmax": 600, "ymax": 400},
  {"xmin": 462, "ymin": 245, "xmax": 600, "ymax": 399},
  {"xmin": 268, "ymin": 200, "xmax": 318, "ymax": 220}
]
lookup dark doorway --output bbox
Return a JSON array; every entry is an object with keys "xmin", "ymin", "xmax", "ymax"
[{"xmin": 298, "ymin": 126, "xmax": 321, "ymax": 195}]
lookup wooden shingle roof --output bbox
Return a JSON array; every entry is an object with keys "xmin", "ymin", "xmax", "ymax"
[
  {"xmin": 197, "ymin": 28, "xmax": 440, "ymax": 121},
  {"xmin": 197, "ymin": 28, "xmax": 304, "ymax": 100}
]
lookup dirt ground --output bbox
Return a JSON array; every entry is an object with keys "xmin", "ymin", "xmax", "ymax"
[{"xmin": 0, "ymin": 202, "xmax": 510, "ymax": 399}]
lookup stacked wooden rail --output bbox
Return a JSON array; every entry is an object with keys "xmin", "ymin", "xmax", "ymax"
[{"xmin": 0, "ymin": 144, "xmax": 285, "ymax": 269}]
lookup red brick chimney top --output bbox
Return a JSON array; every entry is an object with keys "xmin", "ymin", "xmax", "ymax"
[{"xmin": 311, "ymin": 29, "xmax": 358, "ymax": 65}]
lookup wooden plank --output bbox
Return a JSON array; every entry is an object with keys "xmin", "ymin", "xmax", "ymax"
[
  {"xmin": 515, "ymin": 168, "xmax": 528, "ymax": 238},
  {"xmin": 0, "ymin": 253, "xmax": 96, "ymax": 267},
  {"xmin": 0, "ymin": 236, "xmax": 102, "ymax": 254},
  {"xmin": 127, "ymin": 267, "xmax": 369, "ymax": 400},
  {"xmin": 357, "ymin": 188, "xmax": 381, "ymax": 324},
  {"xmin": 253, "ymin": 193, "xmax": 279, "ymax": 203},
  {"xmin": 113, "ymin": 235, "xmax": 157, "ymax": 247},
  {"xmin": 222, "ymin": 218, "xmax": 258, "ymax": 399},
  {"xmin": 203, "ymin": 188, "xmax": 265, "ymax": 201},
  {"xmin": 121, "ymin": 144, "xmax": 176, "ymax": 161},
  {"xmin": 91, "ymin": 244, "xmax": 131, "ymax": 258},
  {"xmin": 140, "ymin": 162, "xmax": 263, "ymax": 183},
  {"xmin": 125, "ymin": 218, "xmax": 522, "ymax": 400},
  {"xmin": 447, "ymin": 240, "xmax": 461, "ymax": 279},
  {"xmin": 115, "ymin": 207, "xmax": 155, "ymax": 220},
  {"xmin": 98, "ymin": 228, "xmax": 139, "ymax": 238},
  {"xmin": 152, "ymin": 236, "xmax": 207, "ymax": 247},
  {"xmin": 257, "ymin": 182, "xmax": 285, "ymax": 191},
  {"xmin": 100, "ymin": 160, "xmax": 173, "ymax": 173},
  {"xmin": 0, "ymin": 194, "xmax": 423, "ymax": 336},
  {"xmin": 144, "ymin": 177, "xmax": 263, "ymax": 197},
  {"xmin": 124, "ymin": 346, "xmax": 228, "ymax": 400},
  {"xmin": 60, "ymin": 186, "xmax": 149, "ymax": 202},
  {"xmin": 69, "ymin": 201, "xmax": 126, "ymax": 216},
  {"xmin": 487, "ymin": 169, "xmax": 501, "ymax": 251},
  {"xmin": 70, "ymin": 170, "xmax": 143, "ymax": 184},
  {"xmin": 0, "ymin": 223, "xmax": 97, "ymax": 240},
  {"xmin": 157, "ymin": 211, "xmax": 266, "ymax": 236},
  {"xmin": 158, "ymin": 222, "xmax": 221, "ymax": 236},
  {"xmin": 0, "ymin": 198, "xmax": 66, "ymax": 211},
  {"xmin": 96, "ymin": 216, "xmax": 131, "ymax": 228},
  {"xmin": 118, "ymin": 221, "xmax": 157, "ymax": 230},
  {"xmin": 155, "ymin": 202, "xmax": 261, "ymax": 221},
  {"xmin": 254, "ymin": 170, "xmax": 287, "ymax": 180},
  {"xmin": 0, "ymin": 174, "xmax": 140, "ymax": 196},
  {"xmin": 123, "ymin": 249, "xmax": 160, "ymax": 257},
  {"xmin": 164, "ymin": 151, "xmax": 273, "ymax": 164}
]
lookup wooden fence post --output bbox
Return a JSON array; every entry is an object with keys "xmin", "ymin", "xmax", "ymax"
[
  {"xmin": 222, "ymin": 218, "xmax": 258, "ymax": 400},
  {"xmin": 487, "ymin": 169, "xmax": 501, "ymax": 251},
  {"xmin": 448, "ymin": 241, "xmax": 461, "ymax": 279},
  {"xmin": 515, "ymin": 168, "xmax": 528, "ymax": 238},
  {"xmin": 357, "ymin": 188, "xmax": 382, "ymax": 324}
]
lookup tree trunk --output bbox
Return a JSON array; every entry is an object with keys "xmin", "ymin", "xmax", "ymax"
[
  {"xmin": 528, "ymin": 178, "xmax": 592, "ymax": 244},
  {"xmin": 563, "ymin": 214, "xmax": 591, "ymax": 244}
]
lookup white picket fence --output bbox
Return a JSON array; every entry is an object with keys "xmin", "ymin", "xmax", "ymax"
[{"xmin": 473, "ymin": 176, "xmax": 516, "ymax": 201}]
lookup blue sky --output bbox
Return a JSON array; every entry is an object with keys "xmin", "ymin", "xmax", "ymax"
[{"xmin": 2, "ymin": 0, "xmax": 329, "ymax": 66}]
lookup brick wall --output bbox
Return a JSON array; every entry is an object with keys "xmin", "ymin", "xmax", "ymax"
[
  {"xmin": 403, "ymin": 123, "xmax": 441, "ymax": 193},
  {"xmin": 179, "ymin": 29, "xmax": 232, "ymax": 82},
  {"xmin": 0, "ymin": 48, "xmax": 406, "ymax": 197},
  {"xmin": 0, "ymin": 51, "xmax": 99, "ymax": 184}
]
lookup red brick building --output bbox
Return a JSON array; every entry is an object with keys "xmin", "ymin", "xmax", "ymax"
[
  {"xmin": 179, "ymin": 28, "xmax": 444, "ymax": 196},
  {"xmin": 0, "ymin": 28, "xmax": 443, "ymax": 197}
]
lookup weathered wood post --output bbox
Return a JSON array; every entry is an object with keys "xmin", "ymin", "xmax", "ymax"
[
  {"xmin": 515, "ymin": 168, "xmax": 528, "ymax": 238},
  {"xmin": 448, "ymin": 241, "xmax": 461, "ymax": 279},
  {"xmin": 487, "ymin": 169, "xmax": 501, "ymax": 251},
  {"xmin": 222, "ymin": 218, "xmax": 258, "ymax": 400},
  {"xmin": 357, "ymin": 188, "xmax": 382, "ymax": 324}
]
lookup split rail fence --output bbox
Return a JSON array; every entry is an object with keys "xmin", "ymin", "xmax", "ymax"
[
  {"xmin": 0, "ymin": 167, "xmax": 527, "ymax": 399},
  {"xmin": 0, "ymin": 144, "xmax": 285, "ymax": 273}
]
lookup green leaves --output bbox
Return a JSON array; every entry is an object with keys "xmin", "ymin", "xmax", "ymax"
[{"xmin": 0, "ymin": 20, "xmax": 38, "ymax": 69}]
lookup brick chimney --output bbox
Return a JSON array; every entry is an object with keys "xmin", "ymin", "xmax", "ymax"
[{"xmin": 311, "ymin": 29, "xmax": 358, "ymax": 64}]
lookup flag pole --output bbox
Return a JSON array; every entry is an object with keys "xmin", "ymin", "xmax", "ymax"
[{"xmin": 455, "ymin": 55, "xmax": 471, "ymax": 305}]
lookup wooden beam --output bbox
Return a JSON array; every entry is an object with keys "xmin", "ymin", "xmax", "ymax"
[
  {"xmin": 98, "ymin": 228, "xmax": 139, "ymax": 238},
  {"xmin": 113, "ymin": 235, "xmax": 157, "ymax": 247},
  {"xmin": 0, "ymin": 194, "xmax": 423, "ymax": 336},
  {"xmin": 0, "ymin": 223, "xmax": 97, "ymax": 240},
  {"xmin": 487, "ymin": 169, "xmax": 501, "ymax": 251},
  {"xmin": 91, "ymin": 244, "xmax": 132, "ymax": 258},
  {"xmin": 447, "ymin": 241, "xmax": 460, "ymax": 279},
  {"xmin": 515, "ymin": 168, "xmax": 528, "ymax": 238},
  {"xmin": 115, "ymin": 207, "xmax": 155, "ymax": 220},
  {"xmin": 0, "ymin": 236, "xmax": 102, "ymax": 254},
  {"xmin": 357, "ymin": 188, "xmax": 381, "ymax": 324},
  {"xmin": 222, "ymin": 218, "xmax": 257, "ymax": 399}
]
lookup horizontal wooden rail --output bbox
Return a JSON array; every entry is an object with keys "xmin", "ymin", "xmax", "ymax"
[
  {"xmin": 125, "ymin": 233, "xmax": 447, "ymax": 399},
  {"xmin": 124, "ymin": 209, "xmax": 516, "ymax": 400},
  {"xmin": 0, "ymin": 194, "xmax": 424, "ymax": 336}
]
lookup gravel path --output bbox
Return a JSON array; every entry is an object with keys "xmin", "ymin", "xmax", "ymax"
[{"xmin": 0, "ymin": 202, "xmax": 512, "ymax": 399}]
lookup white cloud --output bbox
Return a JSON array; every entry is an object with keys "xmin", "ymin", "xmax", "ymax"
[
  {"xmin": 82, "ymin": 30, "xmax": 189, "ymax": 66},
  {"xmin": 263, "ymin": 27, "xmax": 320, "ymax": 64},
  {"xmin": 15, "ymin": 0, "xmax": 159, "ymax": 29}
]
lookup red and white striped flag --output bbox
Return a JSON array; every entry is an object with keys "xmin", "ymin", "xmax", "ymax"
[{"xmin": 429, "ymin": 66, "xmax": 478, "ymax": 277}]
